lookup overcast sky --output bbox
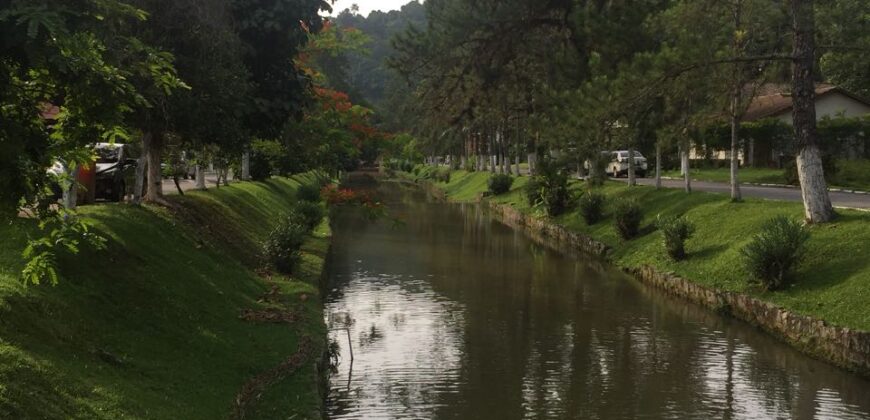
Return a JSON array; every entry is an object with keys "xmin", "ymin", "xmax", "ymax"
[{"xmin": 327, "ymin": 0, "xmax": 415, "ymax": 17}]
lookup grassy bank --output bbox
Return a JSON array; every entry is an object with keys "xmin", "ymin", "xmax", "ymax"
[
  {"xmin": 404, "ymin": 168, "xmax": 870, "ymax": 331},
  {"xmin": 663, "ymin": 159, "xmax": 870, "ymax": 192},
  {"xmin": 0, "ymin": 175, "xmax": 330, "ymax": 419}
]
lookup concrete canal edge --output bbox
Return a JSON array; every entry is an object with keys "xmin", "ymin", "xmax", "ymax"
[{"xmin": 416, "ymin": 178, "xmax": 870, "ymax": 378}]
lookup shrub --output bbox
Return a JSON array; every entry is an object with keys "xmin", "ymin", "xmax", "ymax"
[
  {"xmin": 527, "ymin": 160, "xmax": 570, "ymax": 216},
  {"xmin": 263, "ymin": 219, "xmax": 308, "ymax": 274},
  {"xmin": 525, "ymin": 177, "xmax": 544, "ymax": 207},
  {"xmin": 613, "ymin": 199, "xmax": 643, "ymax": 240},
  {"xmin": 656, "ymin": 215, "xmax": 695, "ymax": 260},
  {"xmin": 740, "ymin": 216, "xmax": 810, "ymax": 290},
  {"xmin": 434, "ymin": 167, "xmax": 451, "ymax": 183},
  {"xmin": 296, "ymin": 183, "xmax": 322, "ymax": 202},
  {"xmin": 578, "ymin": 191, "xmax": 606, "ymax": 225},
  {"xmin": 488, "ymin": 174, "xmax": 514, "ymax": 195},
  {"xmin": 290, "ymin": 201, "xmax": 325, "ymax": 231}
]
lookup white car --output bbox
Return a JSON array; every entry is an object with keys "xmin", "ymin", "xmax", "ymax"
[{"xmin": 606, "ymin": 151, "xmax": 648, "ymax": 178}]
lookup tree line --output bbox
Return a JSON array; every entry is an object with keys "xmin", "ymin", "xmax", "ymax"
[
  {"xmin": 386, "ymin": 0, "xmax": 868, "ymax": 224},
  {"xmin": 2, "ymin": 0, "xmax": 394, "ymax": 284}
]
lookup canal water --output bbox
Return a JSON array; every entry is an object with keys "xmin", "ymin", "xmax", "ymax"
[{"xmin": 324, "ymin": 179, "xmax": 869, "ymax": 419}]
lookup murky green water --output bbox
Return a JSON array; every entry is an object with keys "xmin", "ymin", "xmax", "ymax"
[{"xmin": 324, "ymin": 179, "xmax": 870, "ymax": 419}]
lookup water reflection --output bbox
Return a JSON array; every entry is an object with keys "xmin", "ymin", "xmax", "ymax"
[{"xmin": 325, "ymin": 180, "xmax": 870, "ymax": 419}]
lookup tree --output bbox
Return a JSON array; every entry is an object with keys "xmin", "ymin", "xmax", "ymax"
[{"xmin": 791, "ymin": 0, "xmax": 835, "ymax": 223}]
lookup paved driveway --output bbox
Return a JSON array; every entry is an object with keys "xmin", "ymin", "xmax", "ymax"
[{"xmin": 613, "ymin": 177, "xmax": 870, "ymax": 209}]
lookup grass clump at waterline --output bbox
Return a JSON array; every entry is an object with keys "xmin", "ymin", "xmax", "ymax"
[
  {"xmin": 0, "ymin": 174, "xmax": 330, "ymax": 419},
  {"xmin": 404, "ymin": 167, "xmax": 870, "ymax": 331}
]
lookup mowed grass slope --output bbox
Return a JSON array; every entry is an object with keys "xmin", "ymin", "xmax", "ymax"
[
  {"xmin": 412, "ymin": 168, "xmax": 870, "ymax": 331},
  {"xmin": 0, "ymin": 175, "xmax": 329, "ymax": 419}
]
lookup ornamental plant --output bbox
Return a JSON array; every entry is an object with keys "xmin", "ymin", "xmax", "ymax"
[
  {"xmin": 655, "ymin": 215, "xmax": 695, "ymax": 260},
  {"xmin": 578, "ymin": 191, "xmax": 606, "ymax": 225},
  {"xmin": 613, "ymin": 199, "xmax": 643, "ymax": 240},
  {"xmin": 740, "ymin": 216, "xmax": 810, "ymax": 290},
  {"xmin": 487, "ymin": 174, "xmax": 514, "ymax": 195}
]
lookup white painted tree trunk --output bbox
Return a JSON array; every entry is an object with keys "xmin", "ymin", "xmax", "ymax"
[
  {"xmin": 143, "ymin": 132, "xmax": 164, "ymax": 203},
  {"xmin": 730, "ymin": 95, "xmax": 743, "ymax": 201},
  {"xmin": 132, "ymin": 149, "xmax": 147, "ymax": 205},
  {"xmin": 241, "ymin": 152, "xmax": 250, "ymax": 180},
  {"xmin": 195, "ymin": 165, "xmax": 206, "ymax": 190},
  {"xmin": 62, "ymin": 164, "xmax": 78, "ymax": 210},
  {"xmin": 655, "ymin": 143, "xmax": 662, "ymax": 190},
  {"xmin": 680, "ymin": 144, "xmax": 688, "ymax": 176},
  {"xmin": 791, "ymin": 0, "xmax": 835, "ymax": 223},
  {"xmin": 682, "ymin": 147, "xmax": 692, "ymax": 193}
]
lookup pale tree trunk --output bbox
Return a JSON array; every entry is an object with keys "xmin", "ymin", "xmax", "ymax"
[
  {"xmin": 655, "ymin": 143, "xmax": 662, "ymax": 189},
  {"xmin": 748, "ymin": 139, "xmax": 755, "ymax": 167},
  {"xmin": 143, "ymin": 132, "xmax": 167, "ymax": 204},
  {"xmin": 62, "ymin": 164, "xmax": 78, "ymax": 210},
  {"xmin": 132, "ymin": 134, "xmax": 148, "ymax": 205},
  {"xmin": 627, "ymin": 146, "xmax": 637, "ymax": 187},
  {"xmin": 195, "ymin": 165, "xmax": 206, "ymax": 190},
  {"xmin": 682, "ymin": 144, "xmax": 692, "ymax": 193},
  {"xmin": 680, "ymin": 143, "xmax": 688, "ymax": 176},
  {"xmin": 241, "ymin": 152, "xmax": 251, "ymax": 180},
  {"xmin": 729, "ymin": 0, "xmax": 743, "ymax": 201},
  {"xmin": 791, "ymin": 0, "xmax": 834, "ymax": 223},
  {"xmin": 730, "ymin": 96, "xmax": 743, "ymax": 201}
]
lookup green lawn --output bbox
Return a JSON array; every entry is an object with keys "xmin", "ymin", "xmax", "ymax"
[
  {"xmin": 662, "ymin": 167, "xmax": 786, "ymax": 184},
  {"xmin": 662, "ymin": 159, "xmax": 870, "ymax": 192},
  {"xmin": 410, "ymin": 167, "xmax": 870, "ymax": 331},
  {"xmin": 0, "ymin": 175, "xmax": 329, "ymax": 419}
]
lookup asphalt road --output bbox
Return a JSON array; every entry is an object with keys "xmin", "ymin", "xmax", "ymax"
[
  {"xmin": 162, "ymin": 175, "xmax": 224, "ymax": 194},
  {"xmin": 613, "ymin": 177, "xmax": 870, "ymax": 209}
]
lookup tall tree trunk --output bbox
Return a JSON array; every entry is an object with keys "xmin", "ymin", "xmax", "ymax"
[
  {"xmin": 730, "ymin": 0, "xmax": 743, "ymax": 201},
  {"xmin": 682, "ymin": 144, "xmax": 692, "ymax": 193},
  {"xmin": 791, "ymin": 0, "xmax": 834, "ymax": 223},
  {"xmin": 132, "ymin": 134, "xmax": 148, "ymax": 205},
  {"xmin": 241, "ymin": 151, "xmax": 251, "ymax": 180},
  {"xmin": 195, "ymin": 164, "xmax": 206, "ymax": 190},
  {"xmin": 730, "ymin": 98, "xmax": 743, "ymax": 201},
  {"xmin": 627, "ymin": 146, "xmax": 637, "ymax": 187},
  {"xmin": 680, "ymin": 143, "xmax": 688, "ymax": 176},
  {"xmin": 143, "ymin": 131, "xmax": 166, "ymax": 204},
  {"xmin": 747, "ymin": 138, "xmax": 755, "ymax": 168},
  {"xmin": 655, "ymin": 142, "xmax": 662, "ymax": 189},
  {"xmin": 62, "ymin": 164, "xmax": 78, "ymax": 210}
]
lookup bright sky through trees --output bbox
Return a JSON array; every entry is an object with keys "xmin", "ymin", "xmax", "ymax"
[{"xmin": 328, "ymin": 0, "xmax": 416, "ymax": 16}]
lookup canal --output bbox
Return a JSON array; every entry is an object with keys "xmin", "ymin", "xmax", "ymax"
[{"xmin": 324, "ymin": 179, "xmax": 870, "ymax": 419}]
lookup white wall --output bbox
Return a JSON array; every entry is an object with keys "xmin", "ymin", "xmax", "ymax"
[{"xmin": 773, "ymin": 91, "xmax": 870, "ymax": 124}]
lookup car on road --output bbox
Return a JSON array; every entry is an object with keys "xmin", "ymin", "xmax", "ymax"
[
  {"xmin": 94, "ymin": 143, "xmax": 139, "ymax": 202},
  {"xmin": 605, "ymin": 150, "xmax": 648, "ymax": 178}
]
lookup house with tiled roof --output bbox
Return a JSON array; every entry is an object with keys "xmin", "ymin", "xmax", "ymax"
[
  {"xmin": 742, "ymin": 84, "xmax": 870, "ymax": 124},
  {"xmin": 692, "ymin": 84, "xmax": 870, "ymax": 167}
]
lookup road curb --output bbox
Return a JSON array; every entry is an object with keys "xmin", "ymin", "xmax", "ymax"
[{"xmin": 658, "ymin": 176, "xmax": 870, "ymax": 195}]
